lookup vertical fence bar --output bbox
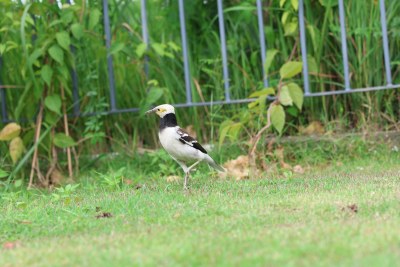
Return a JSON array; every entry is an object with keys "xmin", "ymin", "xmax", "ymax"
[
  {"xmin": 70, "ymin": 65, "xmax": 80, "ymax": 116},
  {"xmin": 0, "ymin": 57, "xmax": 8, "ymax": 123},
  {"xmin": 0, "ymin": 58, "xmax": 8, "ymax": 123},
  {"xmin": 178, "ymin": 0, "xmax": 192, "ymax": 104},
  {"xmin": 102, "ymin": 0, "xmax": 117, "ymax": 111},
  {"xmin": 217, "ymin": 0, "xmax": 230, "ymax": 101},
  {"xmin": 338, "ymin": 0, "xmax": 351, "ymax": 90},
  {"xmin": 0, "ymin": 88, "xmax": 7, "ymax": 123},
  {"xmin": 67, "ymin": 0, "xmax": 79, "ymax": 116},
  {"xmin": 379, "ymin": 0, "xmax": 392, "ymax": 85},
  {"xmin": 298, "ymin": 0, "xmax": 310, "ymax": 95},
  {"xmin": 140, "ymin": 0, "xmax": 150, "ymax": 78},
  {"xmin": 256, "ymin": 0, "xmax": 268, "ymax": 88}
]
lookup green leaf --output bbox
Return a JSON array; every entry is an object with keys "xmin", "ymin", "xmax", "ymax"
[
  {"xmin": 284, "ymin": 21, "xmax": 298, "ymax": 36},
  {"xmin": 151, "ymin": 43, "xmax": 165, "ymax": 56},
  {"xmin": 270, "ymin": 104, "xmax": 285, "ymax": 134},
  {"xmin": 88, "ymin": 9, "xmax": 101, "ymax": 30},
  {"xmin": 168, "ymin": 41, "xmax": 180, "ymax": 52},
  {"xmin": 257, "ymin": 94, "xmax": 269, "ymax": 113},
  {"xmin": 286, "ymin": 106, "xmax": 299, "ymax": 117},
  {"xmin": 14, "ymin": 179, "xmax": 23, "ymax": 188},
  {"xmin": 249, "ymin": 87, "xmax": 275, "ymax": 98},
  {"xmin": 53, "ymin": 133, "xmax": 77, "ymax": 148},
  {"xmin": 279, "ymin": 86, "xmax": 293, "ymax": 106},
  {"xmin": 0, "ymin": 44, "xmax": 6, "ymax": 55},
  {"xmin": 0, "ymin": 168, "xmax": 9, "ymax": 178},
  {"xmin": 248, "ymin": 100, "xmax": 259, "ymax": 109},
  {"xmin": 307, "ymin": 55, "xmax": 318, "ymax": 73},
  {"xmin": 61, "ymin": 10, "xmax": 74, "ymax": 24},
  {"xmin": 45, "ymin": 94, "xmax": 62, "ymax": 114},
  {"xmin": 291, "ymin": 0, "xmax": 299, "ymax": 11},
  {"xmin": 287, "ymin": 83, "xmax": 304, "ymax": 110},
  {"xmin": 136, "ymin": 43, "xmax": 147, "ymax": 58},
  {"xmin": 45, "ymin": 112, "xmax": 59, "ymax": 126},
  {"xmin": 41, "ymin": 65, "xmax": 53, "ymax": 86},
  {"xmin": 28, "ymin": 48, "xmax": 42, "ymax": 66},
  {"xmin": 109, "ymin": 42, "xmax": 125, "ymax": 56},
  {"xmin": 56, "ymin": 31, "xmax": 71, "ymax": 50},
  {"xmin": 281, "ymin": 11, "xmax": 290, "ymax": 25},
  {"xmin": 218, "ymin": 120, "xmax": 233, "ymax": 148},
  {"xmin": 145, "ymin": 88, "xmax": 164, "ymax": 105},
  {"xmin": 264, "ymin": 49, "xmax": 279, "ymax": 76},
  {"xmin": 280, "ymin": 0, "xmax": 287, "ymax": 7},
  {"xmin": 71, "ymin": 23, "xmax": 84, "ymax": 39},
  {"xmin": 228, "ymin": 122, "xmax": 242, "ymax": 142},
  {"xmin": 307, "ymin": 25, "xmax": 319, "ymax": 53},
  {"xmin": 279, "ymin": 61, "xmax": 303, "ymax": 79},
  {"xmin": 0, "ymin": 123, "xmax": 21, "ymax": 141},
  {"xmin": 318, "ymin": 0, "xmax": 338, "ymax": 7},
  {"xmin": 48, "ymin": 45, "xmax": 64, "ymax": 64},
  {"xmin": 9, "ymin": 137, "xmax": 25, "ymax": 164}
]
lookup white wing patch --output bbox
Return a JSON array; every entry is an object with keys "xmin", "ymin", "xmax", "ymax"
[{"xmin": 176, "ymin": 128, "xmax": 207, "ymax": 154}]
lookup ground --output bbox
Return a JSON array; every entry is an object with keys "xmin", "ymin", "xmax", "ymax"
[{"xmin": 1, "ymin": 140, "xmax": 400, "ymax": 266}]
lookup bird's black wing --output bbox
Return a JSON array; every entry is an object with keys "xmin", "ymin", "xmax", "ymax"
[{"xmin": 176, "ymin": 128, "xmax": 208, "ymax": 154}]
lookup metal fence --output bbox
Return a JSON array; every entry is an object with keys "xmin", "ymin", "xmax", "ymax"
[{"xmin": 1, "ymin": 0, "xmax": 399, "ymax": 123}]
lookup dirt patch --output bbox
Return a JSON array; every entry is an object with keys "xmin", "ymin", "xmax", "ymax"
[
  {"xmin": 342, "ymin": 204, "xmax": 358, "ymax": 213},
  {"xmin": 95, "ymin": 212, "xmax": 113, "ymax": 219}
]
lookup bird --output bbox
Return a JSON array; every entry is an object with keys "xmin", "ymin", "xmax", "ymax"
[{"xmin": 145, "ymin": 104, "xmax": 225, "ymax": 189}]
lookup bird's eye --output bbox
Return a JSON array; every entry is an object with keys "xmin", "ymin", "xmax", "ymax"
[{"xmin": 157, "ymin": 108, "xmax": 160, "ymax": 111}]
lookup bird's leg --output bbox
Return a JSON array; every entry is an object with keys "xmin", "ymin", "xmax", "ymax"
[
  {"xmin": 183, "ymin": 160, "xmax": 202, "ymax": 190},
  {"xmin": 174, "ymin": 159, "xmax": 190, "ymax": 190},
  {"xmin": 187, "ymin": 160, "xmax": 202, "ymax": 173}
]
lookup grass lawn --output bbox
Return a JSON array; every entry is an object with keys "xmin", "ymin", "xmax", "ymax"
[{"xmin": 1, "ymin": 143, "xmax": 400, "ymax": 266}]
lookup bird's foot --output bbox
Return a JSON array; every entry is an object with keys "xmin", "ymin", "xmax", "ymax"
[{"xmin": 183, "ymin": 172, "xmax": 190, "ymax": 191}]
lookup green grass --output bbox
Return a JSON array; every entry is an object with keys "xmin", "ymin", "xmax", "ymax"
[{"xmin": 1, "ymin": 144, "xmax": 400, "ymax": 266}]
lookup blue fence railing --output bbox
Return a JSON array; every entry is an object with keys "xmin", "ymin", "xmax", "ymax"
[{"xmin": 0, "ymin": 0, "xmax": 399, "ymax": 123}]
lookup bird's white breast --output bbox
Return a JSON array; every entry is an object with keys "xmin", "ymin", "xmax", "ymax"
[{"xmin": 159, "ymin": 126, "xmax": 205, "ymax": 162}]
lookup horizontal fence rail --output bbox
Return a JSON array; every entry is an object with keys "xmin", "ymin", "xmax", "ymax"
[{"xmin": 1, "ymin": 0, "xmax": 399, "ymax": 123}]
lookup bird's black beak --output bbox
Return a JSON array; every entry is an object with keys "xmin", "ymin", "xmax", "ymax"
[{"xmin": 145, "ymin": 108, "xmax": 156, "ymax": 115}]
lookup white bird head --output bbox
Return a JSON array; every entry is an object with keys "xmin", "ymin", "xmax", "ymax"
[{"xmin": 145, "ymin": 104, "xmax": 175, "ymax": 118}]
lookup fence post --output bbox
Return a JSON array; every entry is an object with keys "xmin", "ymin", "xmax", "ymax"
[
  {"xmin": 217, "ymin": 0, "xmax": 230, "ymax": 101},
  {"xmin": 298, "ymin": 0, "xmax": 310, "ymax": 95},
  {"xmin": 379, "ymin": 0, "xmax": 392, "ymax": 86},
  {"xmin": 338, "ymin": 0, "xmax": 351, "ymax": 91},
  {"xmin": 178, "ymin": 0, "xmax": 192, "ymax": 104},
  {"xmin": 66, "ymin": 0, "xmax": 80, "ymax": 116},
  {"xmin": 140, "ymin": 0, "xmax": 150, "ymax": 79},
  {"xmin": 256, "ymin": 0, "xmax": 268, "ymax": 88},
  {"xmin": 102, "ymin": 0, "xmax": 117, "ymax": 111},
  {"xmin": 0, "ymin": 57, "xmax": 8, "ymax": 123}
]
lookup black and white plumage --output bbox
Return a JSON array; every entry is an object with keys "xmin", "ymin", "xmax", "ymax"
[{"xmin": 146, "ymin": 104, "xmax": 225, "ymax": 189}]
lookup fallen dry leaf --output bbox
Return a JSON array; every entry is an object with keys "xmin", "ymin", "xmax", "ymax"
[
  {"xmin": 299, "ymin": 121, "xmax": 325, "ymax": 135},
  {"xmin": 166, "ymin": 175, "xmax": 180, "ymax": 182},
  {"xmin": 50, "ymin": 168, "xmax": 64, "ymax": 185},
  {"xmin": 274, "ymin": 146, "xmax": 292, "ymax": 170},
  {"xmin": 124, "ymin": 179, "xmax": 133, "ymax": 185},
  {"xmin": 219, "ymin": 155, "xmax": 250, "ymax": 180},
  {"xmin": 293, "ymin": 165, "xmax": 305, "ymax": 174}
]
